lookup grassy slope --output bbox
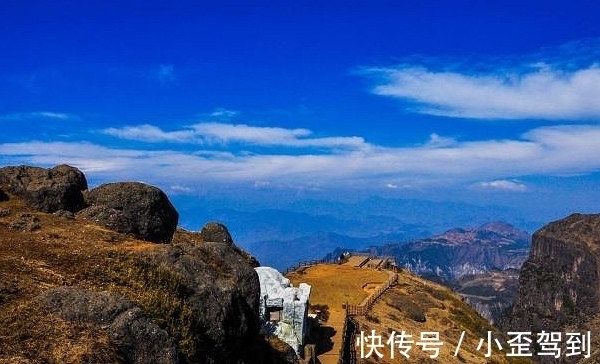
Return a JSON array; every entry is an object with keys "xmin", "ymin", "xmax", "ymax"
[
  {"xmin": 288, "ymin": 262, "xmax": 533, "ymax": 364},
  {"xmin": 0, "ymin": 195, "xmax": 276, "ymax": 364}
]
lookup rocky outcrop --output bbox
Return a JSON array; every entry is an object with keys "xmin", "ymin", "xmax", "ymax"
[
  {"xmin": 0, "ymin": 186, "xmax": 293, "ymax": 364},
  {"xmin": 501, "ymin": 213, "xmax": 600, "ymax": 337},
  {"xmin": 0, "ymin": 164, "xmax": 87, "ymax": 212},
  {"xmin": 201, "ymin": 222, "xmax": 235, "ymax": 244},
  {"xmin": 78, "ymin": 182, "xmax": 178, "ymax": 243},
  {"xmin": 457, "ymin": 268, "xmax": 521, "ymax": 325},
  {"xmin": 385, "ymin": 222, "xmax": 530, "ymax": 281},
  {"xmin": 201, "ymin": 222, "xmax": 261, "ymax": 267},
  {"xmin": 157, "ymin": 228, "xmax": 262, "ymax": 363},
  {"xmin": 39, "ymin": 287, "xmax": 178, "ymax": 364}
]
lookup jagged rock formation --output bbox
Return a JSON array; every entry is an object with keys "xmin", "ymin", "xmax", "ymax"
[
  {"xmin": 0, "ymin": 164, "xmax": 87, "ymax": 212},
  {"xmin": 79, "ymin": 182, "xmax": 179, "ymax": 243},
  {"xmin": 201, "ymin": 221, "xmax": 261, "ymax": 267},
  {"xmin": 201, "ymin": 221, "xmax": 235, "ymax": 244},
  {"xmin": 382, "ymin": 222, "xmax": 530, "ymax": 281},
  {"xmin": 501, "ymin": 213, "xmax": 600, "ymax": 362},
  {"xmin": 457, "ymin": 268, "xmax": 521, "ymax": 325},
  {"xmin": 156, "ymin": 226, "xmax": 263, "ymax": 363}
]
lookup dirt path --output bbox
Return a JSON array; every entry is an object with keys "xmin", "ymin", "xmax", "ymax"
[
  {"xmin": 286, "ymin": 261, "xmax": 389, "ymax": 364},
  {"xmin": 317, "ymin": 309, "xmax": 345, "ymax": 364}
]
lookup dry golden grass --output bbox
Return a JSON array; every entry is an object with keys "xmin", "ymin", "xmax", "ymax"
[
  {"xmin": 287, "ymin": 261, "xmax": 534, "ymax": 364},
  {"xmin": 0, "ymin": 195, "xmax": 211, "ymax": 363},
  {"xmin": 355, "ymin": 271, "xmax": 533, "ymax": 364},
  {"xmin": 287, "ymin": 263, "xmax": 389, "ymax": 309},
  {"xmin": 0, "ymin": 197, "xmax": 154, "ymax": 362}
]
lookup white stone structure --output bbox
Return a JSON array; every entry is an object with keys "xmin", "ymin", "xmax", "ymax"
[{"xmin": 254, "ymin": 266, "xmax": 311, "ymax": 354}]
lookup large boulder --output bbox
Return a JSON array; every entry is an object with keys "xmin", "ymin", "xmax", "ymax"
[
  {"xmin": 0, "ymin": 164, "xmax": 87, "ymax": 212},
  {"xmin": 39, "ymin": 286, "xmax": 178, "ymax": 364},
  {"xmin": 200, "ymin": 222, "xmax": 234, "ymax": 244},
  {"xmin": 78, "ymin": 182, "xmax": 178, "ymax": 243},
  {"xmin": 159, "ymin": 230, "xmax": 263, "ymax": 363}
]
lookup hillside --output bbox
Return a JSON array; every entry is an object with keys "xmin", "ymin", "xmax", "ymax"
[
  {"xmin": 286, "ymin": 260, "xmax": 532, "ymax": 364},
  {"xmin": 0, "ymin": 165, "xmax": 292, "ymax": 364}
]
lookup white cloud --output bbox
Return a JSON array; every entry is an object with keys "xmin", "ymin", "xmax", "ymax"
[
  {"xmin": 102, "ymin": 122, "xmax": 369, "ymax": 150},
  {"xmin": 424, "ymin": 133, "xmax": 457, "ymax": 148},
  {"xmin": 0, "ymin": 111, "xmax": 74, "ymax": 121},
  {"xmin": 103, "ymin": 124, "xmax": 196, "ymax": 143},
  {"xmin": 5, "ymin": 124, "xmax": 600, "ymax": 191},
  {"xmin": 476, "ymin": 180, "xmax": 528, "ymax": 192},
  {"xmin": 366, "ymin": 63, "xmax": 600, "ymax": 120},
  {"xmin": 190, "ymin": 122, "xmax": 312, "ymax": 144},
  {"xmin": 169, "ymin": 185, "xmax": 194, "ymax": 194},
  {"xmin": 210, "ymin": 108, "xmax": 239, "ymax": 119}
]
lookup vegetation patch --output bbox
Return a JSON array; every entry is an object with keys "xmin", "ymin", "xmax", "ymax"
[
  {"xmin": 384, "ymin": 290, "xmax": 427, "ymax": 323},
  {"xmin": 85, "ymin": 252, "xmax": 201, "ymax": 363}
]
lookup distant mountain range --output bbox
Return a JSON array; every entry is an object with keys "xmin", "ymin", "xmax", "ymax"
[
  {"xmin": 244, "ymin": 231, "xmax": 411, "ymax": 270},
  {"xmin": 330, "ymin": 221, "xmax": 532, "ymax": 324},
  {"xmin": 373, "ymin": 221, "xmax": 530, "ymax": 281},
  {"xmin": 172, "ymin": 195, "xmax": 542, "ymax": 271}
]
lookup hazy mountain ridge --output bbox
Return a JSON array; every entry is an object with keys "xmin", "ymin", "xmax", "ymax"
[
  {"xmin": 373, "ymin": 221, "xmax": 530, "ymax": 281},
  {"xmin": 173, "ymin": 194, "xmax": 542, "ymax": 273},
  {"xmin": 245, "ymin": 231, "xmax": 412, "ymax": 270},
  {"xmin": 335, "ymin": 221, "xmax": 531, "ymax": 324}
]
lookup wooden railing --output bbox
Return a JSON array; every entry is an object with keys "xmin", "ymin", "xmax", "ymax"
[
  {"xmin": 344, "ymin": 273, "xmax": 398, "ymax": 316},
  {"xmin": 283, "ymin": 258, "xmax": 335, "ymax": 274},
  {"xmin": 338, "ymin": 272, "xmax": 398, "ymax": 363}
]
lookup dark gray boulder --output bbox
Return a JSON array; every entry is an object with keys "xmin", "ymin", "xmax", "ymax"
[
  {"xmin": 0, "ymin": 164, "xmax": 87, "ymax": 212},
  {"xmin": 38, "ymin": 286, "xmax": 178, "ymax": 364},
  {"xmin": 200, "ymin": 222, "xmax": 234, "ymax": 244},
  {"xmin": 109, "ymin": 307, "xmax": 178, "ymax": 364},
  {"xmin": 79, "ymin": 182, "xmax": 178, "ymax": 243},
  {"xmin": 158, "ymin": 231, "xmax": 262, "ymax": 363},
  {"xmin": 200, "ymin": 222, "xmax": 260, "ymax": 267}
]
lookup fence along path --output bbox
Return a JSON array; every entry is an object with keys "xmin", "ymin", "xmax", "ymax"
[
  {"xmin": 343, "ymin": 271, "xmax": 398, "ymax": 316},
  {"xmin": 287, "ymin": 255, "xmax": 398, "ymax": 364},
  {"xmin": 337, "ymin": 257, "xmax": 399, "ymax": 364}
]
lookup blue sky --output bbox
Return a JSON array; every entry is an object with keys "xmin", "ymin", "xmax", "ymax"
[{"xmin": 2, "ymin": 1, "xmax": 600, "ymax": 227}]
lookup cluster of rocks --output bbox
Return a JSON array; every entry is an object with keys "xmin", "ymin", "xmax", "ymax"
[
  {"xmin": 0, "ymin": 163, "xmax": 298, "ymax": 364},
  {"xmin": 0, "ymin": 164, "xmax": 178, "ymax": 243}
]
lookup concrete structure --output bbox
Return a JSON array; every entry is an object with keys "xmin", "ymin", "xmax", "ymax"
[{"xmin": 255, "ymin": 266, "xmax": 311, "ymax": 354}]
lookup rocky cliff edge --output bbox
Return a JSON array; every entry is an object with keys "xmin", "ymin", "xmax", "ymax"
[{"xmin": 501, "ymin": 213, "xmax": 600, "ymax": 362}]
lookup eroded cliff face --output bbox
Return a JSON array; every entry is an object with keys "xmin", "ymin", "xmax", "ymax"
[{"xmin": 500, "ymin": 213, "xmax": 600, "ymax": 362}]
